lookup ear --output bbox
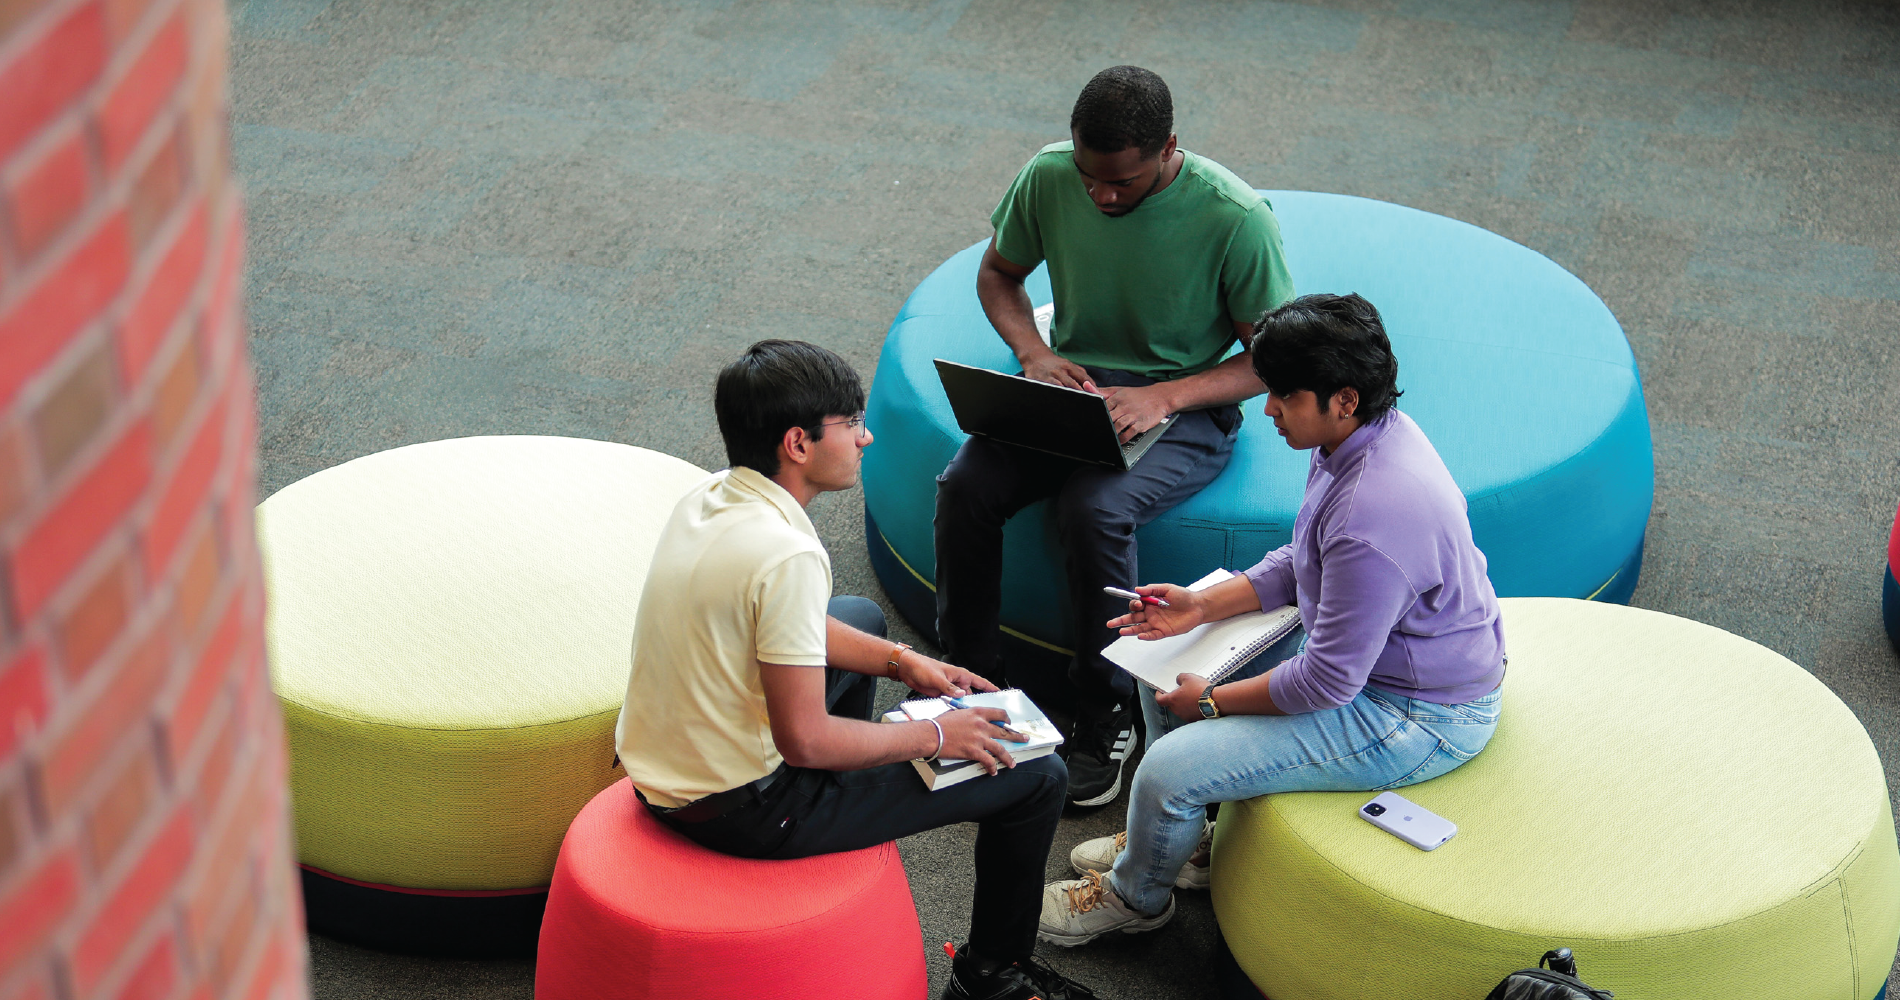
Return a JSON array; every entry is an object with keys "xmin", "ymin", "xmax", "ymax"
[
  {"xmin": 1160, "ymin": 133, "xmax": 1178, "ymax": 161},
  {"xmin": 778, "ymin": 425, "xmax": 813, "ymax": 468},
  {"xmin": 1332, "ymin": 387, "xmax": 1360, "ymax": 419}
]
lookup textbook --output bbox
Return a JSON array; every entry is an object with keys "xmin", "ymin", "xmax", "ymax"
[
  {"xmin": 1103, "ymin": 568, "xmax": 1302, "ymax": 691},
  {"xmin": 880, "ymin": 688, "xmax": 1064, "ymax": 791}
]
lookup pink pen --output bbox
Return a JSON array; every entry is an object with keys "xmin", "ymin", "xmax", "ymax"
[{"xmin": 1103, "ymin": 586, "xmax": 1170, "ymax": 608}]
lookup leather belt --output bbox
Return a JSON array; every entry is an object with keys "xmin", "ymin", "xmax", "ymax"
[{"xmin": 647, "ymin": 766, "xmax": 786, "ymax": 824}]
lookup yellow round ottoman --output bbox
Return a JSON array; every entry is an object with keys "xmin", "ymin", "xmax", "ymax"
[
  {"xmin": 1212, "ymin": 598, "xmax": 1900, "ymax": 1000},
  {"xmin": 256, "ymin": 436, "xmax": 708, "ymax": 956}
]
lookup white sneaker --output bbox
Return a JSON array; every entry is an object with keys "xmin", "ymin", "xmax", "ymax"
[
  {"xmin": 1068, "ymin": 820, "xmax": 1214, "ymax": 890},
  {"xmin": 1037, "ymin": 870, "xmax": 1174, "ymax": 947}
]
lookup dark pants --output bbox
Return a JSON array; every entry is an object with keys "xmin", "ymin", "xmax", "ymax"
[
  {"xmin": 650, "ymin": 596, "xmax": 1069, "ymax": 964},
  {"xmin": 934, "ymin": 366, "xmax": 1240, "ymax": 711}
]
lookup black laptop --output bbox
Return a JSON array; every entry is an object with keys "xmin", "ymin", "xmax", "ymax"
[{"xmin": 934, "ymin": 359, "xmax": 1175, "ymax": 470}]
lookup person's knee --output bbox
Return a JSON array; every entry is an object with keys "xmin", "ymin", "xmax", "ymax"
[
  {"xmin": 1054, "ymin": 485, "xmax": 1134, "ymax": 543},
  {"xmin": 936, "ymin": 445, "xmax": 1013, "ymax": 520},
  {"xmin": 1015, "ymin": 753, "xmax": 1069, "ymax": 811},
  {"xmin": 827, "ymin": 595, "xmax": 886, "ymax": 638}
]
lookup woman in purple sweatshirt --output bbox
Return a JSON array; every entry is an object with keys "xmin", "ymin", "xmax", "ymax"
[{"xmin": 1039, "ymin": 293, "xmax": 1506, "ymax": 945}]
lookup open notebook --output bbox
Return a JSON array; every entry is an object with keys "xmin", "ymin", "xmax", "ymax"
[
  {"xmin": 880, "ymin": 688, "xmax": 1063, "ymax": 790},
  {"xmin": 1103, "ymin": 568, "xmax": 1302, "ymax": 690}
]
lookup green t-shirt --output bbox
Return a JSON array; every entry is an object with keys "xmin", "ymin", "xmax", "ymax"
[{"xmin": 989, "ymin": 142, "xmax": 1295, "ymax": 380}]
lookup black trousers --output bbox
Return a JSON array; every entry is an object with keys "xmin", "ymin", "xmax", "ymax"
[
  {"xmin": 649, "ymin": 596, "xmax": 1068, "ymax": 964},
  {"xmin": 934, "ymin": 366, "xmax": 1241, "ymax": 710}
]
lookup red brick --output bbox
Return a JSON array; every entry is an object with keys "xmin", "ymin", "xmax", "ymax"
[
  {"xmin": 0, "ymin": 646, "xmax": 49, "ymax": 759},
  {"xmin": 40, "ymin": 616, "xmax": 168, "ymax": 817},
  {"xmin": 0, "ymin": 212, "xmax": 131, "ymax": 407},
  {"xmin": 31, "ymin": 343, "xmax": 116, "ymax": 482},
  {"xmin": 145, "ymin": 392, "xmax": 222, "ymax": 573},
  {"xmin": 0, "ymin": 779, "xmax": 21, "ymax": 875},
  {"xmin": 164, "ymin": 586, "xmax": 237, "ymax": 763},
  {"xmin": 0, "ymin": 0, "xmax": 53, "ymax": 40},
  {"xmin": 0, "ymin": 964, "xmax": 55, "ymax": 1000},
  {"xmin": 10, "ymin": 418, "xmax": 151, "ymax": 620},
  {"xmin": 183, "ymin": 696, "xmax": 237, "ymax": 828},
  {"xmin": 0, "ymin": 423, "xmax": 32, "ymax": 526},
  {"xmin": 57, "ymin": 549, "xmax": 133, "ymax": 681},
  {"xmin": 121, "ymin": 200, "xmax": 207, "ymax": 382},
  {"xmin": 241, "ymin": 928, "xmax": 290, "ymax": 1000},
  {"xmin": 171, "ymin": 521, "xmax": 219, "ymax": 639},
  {"xmin": 87, "ymin": 751, "xmax": 160, "ymax": 872},
  {"xmin": 0, "ymin": 849, "xmax": 80, "ymax": 971},
  {"xmin": 72, "ymin": 803, "xmax": 194, "ymax": 995},
  {"xmin": 127, "ymin": 123, "xmax": 185, "ymax": 251},
  {"xmin": 97, "ymin": 11, "xmax": 188, "ymax": 172},
  {"xmin": 4, "ymin": 125, "xmax": 89, "ymax": 262},
  {"xmin": 208, "ymin": 865, "xmax": 257, "ymax": 993},
  {"xmin": 149, "ymin": 332, "xmax": 202, "ymax": 446},
  {"xmin": 0, "ymin": 2, "xmax": 108, "ymax": 161},
  {"xmin": 101, "ymin": 0, "xmax": 147, "ymax": 42},
  {"xmin": 115, "ymin": 929, "xmax": 178, "ymax": 1000},
  {"xmin": 200, "ymin": 208, "xmax": 242, "ymax": 356}
]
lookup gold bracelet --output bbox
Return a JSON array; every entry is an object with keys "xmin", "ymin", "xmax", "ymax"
[{"xmin": 886, "ymin": 642, "xmax": 912, "ymax": 679}]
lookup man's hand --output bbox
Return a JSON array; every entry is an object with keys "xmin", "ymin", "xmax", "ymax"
[
  {"xmin": 936, "ymin": 708, "xmax": 1019, "ymax": 774},
  {"xmin": 1155, "ymin": 673, "xmax": 1212, "ymax": 722},
  {"xmin": 1099, "ymin": 384, "xmax": 1174, "ymax": 442},
  {"xmin": 1019, "ymin": 348, "xmax": 1093, "ymax": 391},
  {"xmin": 1107, "ymin": 584, "xmax": 1205, "ymax": 640},
  {"xmin": 896, "ymin": 654, "xmax": 999, "ymax": 698}
]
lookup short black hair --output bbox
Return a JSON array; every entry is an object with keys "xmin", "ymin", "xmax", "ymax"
[
  {"xmin": 714, "ymin": 340, "xmax": 866, "ymax": 476},
  {"xmin": 1250, "ymin": 294, "xmax": 1403, "ymax": 422},
  {"xmin": 1070, "ymin": 66, "xmax": 1173, "ymax": 159}
]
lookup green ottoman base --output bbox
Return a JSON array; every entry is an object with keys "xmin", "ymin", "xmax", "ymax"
[{"xmin": 1212, "ymin": 598, "xmax": 1900, "ymax": 1000}]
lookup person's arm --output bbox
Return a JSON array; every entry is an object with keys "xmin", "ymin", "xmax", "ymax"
[
  {"xmin": 1099, "ymin": 321, "xmax": 1267, "ymax": 443},
  {"xmin": 1162, "ymin": 536, "xmax": 1417, "ymax": 721},
  {"xmin": 823, "ymin": 614, "xmax": 997, "ymax": 697},
  {"xmin": 758, "ymin": 663, "xmax": 1020, "ymax": 774},
  {"xmin": 977, "ymin": 241, "xmax": 1093, "ymax": 390},
  {"xmin": 1108, "ymin": 570, "xmax": 1293, "ymax": 720}
]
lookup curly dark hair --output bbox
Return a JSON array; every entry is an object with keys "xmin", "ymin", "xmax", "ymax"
[
  {"xmin": 1249, "ymin": 294, "xmax": 1403, "ymax": 422},
  {"xmin": 1070, "ymin": 66, "xmax": 1173, "ymax": 159}
]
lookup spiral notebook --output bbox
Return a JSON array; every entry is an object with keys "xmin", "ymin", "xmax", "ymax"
[{"xmin": 1103, "ymin": 569, "xmax": 1302, "ymax": 690}]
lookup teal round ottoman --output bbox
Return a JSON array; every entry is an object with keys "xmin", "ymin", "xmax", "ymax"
[{"xmin": 864, "ymin": 191, "xmax": 1653, "ymax": 675}]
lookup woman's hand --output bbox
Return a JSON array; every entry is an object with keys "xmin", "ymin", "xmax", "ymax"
[
  {"xmin": 1156, "ymin": 673, "xmax": 1212, "ymax": 722},
  {"xmin": 1107, "ymin": 583, "xmax": 1204, "ymax": 640}
]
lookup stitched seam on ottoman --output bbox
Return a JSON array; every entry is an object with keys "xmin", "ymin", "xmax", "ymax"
[{"xmin": 278, "ymin": 700, "xmax": 622, "ymax": 733}]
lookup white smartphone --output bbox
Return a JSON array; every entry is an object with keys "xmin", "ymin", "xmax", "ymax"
[{"xmin": 1359, "ymin": 791, "xmax": 1457, "ymax": 851}]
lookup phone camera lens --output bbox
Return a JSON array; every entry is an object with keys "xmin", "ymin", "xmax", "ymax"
[{"xmin": 1363, "ymin": 803, "xmax": 1386, "ymax": 816}]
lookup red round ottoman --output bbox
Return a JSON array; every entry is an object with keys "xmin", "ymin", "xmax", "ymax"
[{"xmin": 536, "ymin": 779, "xmax": 928, "ymax": 999}]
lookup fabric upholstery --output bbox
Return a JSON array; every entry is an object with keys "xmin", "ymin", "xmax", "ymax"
[
  {"xmin": 535, "ymin": 779, "xmax": 927, "ymax": 1000},
  {"xmin": 258, "ymin": 435, "xmax": 709, "ymax": 889},
  {"xmin": 1211, "ymin": 598, "xmax": 1900, "ymax": 1000},
  {"xmin": 862, "ymin": 192, "xmax": 1654, "ymax": 663}
]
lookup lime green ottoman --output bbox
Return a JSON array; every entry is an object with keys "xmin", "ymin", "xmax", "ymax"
[
  {"xmin": 1212, "ymin": 597, "xmax": 1900, "ymax": 999},
  {"xmin": 256, "ymin": 436, "xmax": 709, "ymax": 956}
]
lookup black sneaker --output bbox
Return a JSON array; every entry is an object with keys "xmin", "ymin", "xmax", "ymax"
[
  {"xmin": 1065, "ymin": 702, "xmax": 1137, "ymax": 807},
  {"xmin": 940, "ymin": 943, "xmax": 1102, "ymax": 1000}
]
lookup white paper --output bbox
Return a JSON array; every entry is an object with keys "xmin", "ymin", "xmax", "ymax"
[{"xmin": 1103, "ymin": 569, "xmax": 1299, "ymax": 690}]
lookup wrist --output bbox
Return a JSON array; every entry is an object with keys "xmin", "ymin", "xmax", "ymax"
[{"xmin": 886, "ymin": 643, "xmax": 912, "ymax": 680}]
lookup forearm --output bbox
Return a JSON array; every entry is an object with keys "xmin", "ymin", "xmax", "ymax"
[
  {"xmin": 790, "ymin": 714, "xmax": 943, "ymax": 771},
  {"xmin": 1199, "ymin": 573, "xmax": 1265, "ymax": 620},
  {"xmin": 826, "ymin": 614, "xmax": 915, "ymax": 677},
  {"xmin": 977, "ymin": 267, "xmax": 1050, "ymax": 365},
  {"xmin": 1153, "ymin": 353, "xmax": 1265, "ymax": 411},
  {"xmin": 1208, "ymin": 667, "xmax": 1288, "ymax": 716}
]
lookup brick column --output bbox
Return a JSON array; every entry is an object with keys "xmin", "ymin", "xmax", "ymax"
[{"xmin": 0, "ymin": 0, "xmax": 308, "ymax": 997}]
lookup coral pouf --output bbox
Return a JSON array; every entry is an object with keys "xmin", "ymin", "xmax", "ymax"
[{"xmin": 537, "ymin": 780, "xmax": 928, "ymax": 1000}]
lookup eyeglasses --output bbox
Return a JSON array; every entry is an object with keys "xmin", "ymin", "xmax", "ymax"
[{"xmin": 816, "ymin": 412, "xmax": 868, "ymax": 436}]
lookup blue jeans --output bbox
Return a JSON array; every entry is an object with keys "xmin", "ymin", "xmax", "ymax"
[{"xmin": 1108, "ymin": 628, "xmax": 1502, "ymax": 915}]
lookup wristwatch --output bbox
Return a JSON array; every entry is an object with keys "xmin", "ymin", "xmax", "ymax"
[{"xmin": 1198, "ymin": 683, "xmax": 1222, "ymax": 720}]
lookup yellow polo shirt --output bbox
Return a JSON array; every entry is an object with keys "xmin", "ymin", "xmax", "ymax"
[{"xmin": 614, "ymin": 467, "xmax": 832, "ymax": 808}]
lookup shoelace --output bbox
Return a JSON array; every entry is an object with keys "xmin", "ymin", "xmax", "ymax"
[{"xmin": 1063, "ymin": 870, "xmax": 1113, "ymax": 915}]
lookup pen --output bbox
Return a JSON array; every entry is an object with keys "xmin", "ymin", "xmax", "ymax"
[
  {"xmin": 1104, "ymin": 586, "xmax": 1170, "ymax": 608},
  {"xmin": 942, "ymin": 696, "xmax": 1031, "ymax": 742}
]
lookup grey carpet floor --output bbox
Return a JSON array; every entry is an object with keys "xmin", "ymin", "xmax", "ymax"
[{"xmin": 230, "ymin": 0, "xmax": 1900, "ymax": 996}]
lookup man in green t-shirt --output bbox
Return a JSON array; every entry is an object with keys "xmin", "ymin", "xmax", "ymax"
[{"xmin": 935, "ymin": 65, "xmax": 1295, "ymax": 807}]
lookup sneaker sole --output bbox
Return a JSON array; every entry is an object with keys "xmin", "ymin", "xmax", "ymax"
[
  {"xmin": 1068, "ymin": 770, "xmax": 1122, "ymax": 808},
  {"xmin": 1037, "ymin": 896, "xmax": 1176, "ymax": 947}
]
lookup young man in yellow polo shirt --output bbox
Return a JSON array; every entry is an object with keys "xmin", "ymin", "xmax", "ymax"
[{"xmin": 616, "ymin": 340, "xmax": 1101, "ymax": 1000}]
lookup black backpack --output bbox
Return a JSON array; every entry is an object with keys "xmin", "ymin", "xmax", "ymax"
[{"xmin": 1484, "ymin": 948, "xmax": 1613, "ymax": 1000}]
